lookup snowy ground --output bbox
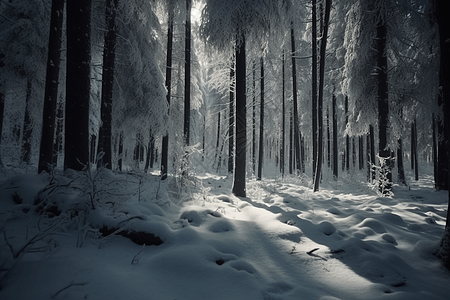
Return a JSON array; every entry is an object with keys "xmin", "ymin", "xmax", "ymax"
[{"xmin": 1, "ymin": 167, "xmax": 449, "ymax": 300}]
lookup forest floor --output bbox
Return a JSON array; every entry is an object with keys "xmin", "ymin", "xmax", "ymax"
[{"xmin": 0, "ymin": 167, "xmax": 449, "ymax": 300}]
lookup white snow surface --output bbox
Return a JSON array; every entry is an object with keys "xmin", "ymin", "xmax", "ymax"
[{"xmin": 0, "ymin": 169, "xmax": 449, "ymax": 300}]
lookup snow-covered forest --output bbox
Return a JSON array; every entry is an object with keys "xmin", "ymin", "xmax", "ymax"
[{"xmin": 1, "ymin": 0, "xmax": 450, "ymax": 299}]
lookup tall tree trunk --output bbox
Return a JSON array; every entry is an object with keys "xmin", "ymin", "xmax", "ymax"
[
  {"xmin": 411, "ymin": 121, "xmax": 415, "ymax": 170},
  {"xmin": 376, "ymin": 13, "xmax": 391, "ymax": 195},
  {"xmin": 53, "ymin": 99, "xmax": 64, "ymax": 165},
  {"xmin": 252, "ymin": 60, "xmax": 256, "ymax": 175},
  {"xmin": 311, "ymin": 0, "xmax": 318, "ymax": 179},
  {"xmin": 369, "ymin": 124, "xmax": 376, "ymax": 181},
  {"xmin": 289, "ymin": 102, "xmax": 293, "ymax": 175},
  {"xmin": 228, "ymin": 63, "xmax": 235, "ymax": 174},
  {"xmin": 414, "ymin": 120, "xmax": 419, "ymax": 181},
  {"xmin": 144, "ymin": 131, "xmax": 154, "ymax": 173},
  {"xmin": 327, "ymin": 106, "xmax": 331, "ymax": 168},
  {"xmin": 21, "ymin": 80, "xmax": 32, "ymax": 165},
  {"xmin": 97, "ymin": 0, "xmax": 118, "ymax": 169},
  {"xmin": 280, "ymin": 52, "xmax": 285, "ymax": 176},
  {"xmin": 65, "ymin": 0, "xmax": 91, "ymax": 171},
  {"xmin": 38, "ymin": 0, "xmax": 64, "ymax": 173},
  {"xmin": 232, "ymin": 37, "xmax": 246, "ymax": 197},
  {"xmin": 433, "ymin": 113, "xmax": 438, "ymax": 188},
  {"xmin": 257, "ymin": 57, "xmax": 264, "ymax": 181},
  {"xmin": 435, "ymin": 0, "xmax": 450, "ymax": 269},
  {"xmin": 161, "ymin": 11, "xmax": 174, "ymax": 180},
  {"xmin": 214, "ymin": 112, "xmax": 221, "ymax": 169},
  {"xmin": 313, "ymin": 0, "xmax": 330, "ymax": 192},
  {"xmin": 291, "ymin": 22, "xmax": 302, "ymax": 174},
  {"xmin": 345, "ymin": 95, "xmax": 349, "ymax": 171},
  {"xmin": 359, "ymin": 136, "xmax": 364, "ymax": 170},
  {"xmin": 332, "ymin": 92, "xmax": 338, "ymax": 178},
  {"xmin": 117, "ymin": 132, "xmax": 123, "ymax": 171},
  {"xmin": 184, "ymin": 0, "xmax": 191, "ymax": 147}
]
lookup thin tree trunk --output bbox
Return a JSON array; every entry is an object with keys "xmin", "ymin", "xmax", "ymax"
[
  {"xmin": 369, "ymin": 124, "xmax": 376, "ymax": 181},
  {"xmin": 257, "ymin": 57, "xmax": 264, "ymax": 181},
  {"xmin": 345, "ymin": 95, "xmax": 349, "ymax": 171},
  {"xmin": 228, "ymin": 63, "xmax": 235, "ymax": 174},
  {"xmin": 252, "ymin": 60, "xmax": 256, "ymax": 175},
  {"xmin": 161, "ymin": 11, "xmax": 173, "ymax": 180},
  {"xmin": 65, "ymin": 0, "xmax": 91, "ymax": 171},
  {"xmin": 414, "ymin": 120, "xmax": 419, "ymax": 181},
  {"xmin": 53, "ymin": 99, "xmax": 64, "ymax": 165},
  {"xmin": 97, "ymin": 0, "xmax": 118, "ymax": 170},
  {"xmin": 21, "ymin": 80, "xmax": 32, "ymax": 165},
  {"xmin": 332, "ymin": 92, "xmax": 338, "ymax": 178},
  {"xmin": 313, "ymin": 0, "xmax": 330, "ymax": 192},
  {"xmin": 311, "ymin": 0, "xmax": 318, "ymax": 179},
  {"xmin": 433, "ymin": 113, "xmax": 438, "ymax": 189},
  {"xmin": 232, "ymin": 37, "xmax": 247, "ymax": 197},
  {"xmin": 117, "ymin": 132, "xmax": 123, "ymax": 171},
  {"xmin": 397, "ymin": 137, "xmax": 406, "ymax": 185},
  {"xmin": 411, "ymin": 122, "xmax": 415, "ymax": 170},
  {"xmin": 289, "ymin": 103, "xmax": 293, "ymax": 175},
  {"xmin": 184, "ymin": 0, "xmax": 191, "ymax": 147},
  {"xmin": 280, "ymin": 52, "xmax": 285, "ymax": 176},
  {"xmin": 327, "ymin": 106, "xmax": 331, "ymax": 168},
  {"xmin": 291, "ymin": 21, "xmax": 302, "ymax": 174},
  {"xmin": 38, "ymin": 0, "xmax": 64, "ymax": 173}
]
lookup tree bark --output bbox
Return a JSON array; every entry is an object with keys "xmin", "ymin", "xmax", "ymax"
[
  {"xmin": 397, "ymin": 138, "xmax": 406, "ymax": 185},
  {"xmin": 313, "ymin": 0, "xmax": 331, "ymax": 192},
  {"xmin": 252, "ymin": 60, "xmax": 256, "ymax": 175},
  {"xmin": 257, "ymin": 57, "xmax": 264, "ymax": 181},
  {"xmin": 332, "ymin": 92, "xmax": 338, "ymax": 178},
  {"xmin": 311, "ymin": 0, "xmax": 318, "ymax": 179},
  {"xmin": 21, "ymin": 80, "xmax": 32, "ymax": 165},
  {"xmin": 291, "ymin": 22, "xmax": 302, "ymax": 174},
  {"xmin": 184, "ymin": 0, "xmax": 191, "ymax": 147},
  {"xmin": 97, "ymin": 0, "xmax": 118, "ymax": 170},
  {"xmin": 232, "ymin": 37, "xmax": 246, "ymax": 197},
  {"xmin": 228, "ymin": 63, "xmax": 235, "ymax": 174},
  {"xmin": 64, "ymin": 0, "xmax": 91, "ymax": 171},
  {"xmin": 433, "ymin": 113, "xmax": 438, "ymax": 189},
  {"xmin": 345, "ymin": 95, "xmax": 349, "ymax": 171},
  {"xmin": 38, "ymin": 0, "xmax": 64, "ymax": 173},
  {"xmin": 161, "ymin": 11, "xmax": 174, "ymax": 180},
  {"xmin": 280, "ymin": 52, "xmax": 285, "ymax": 176}
]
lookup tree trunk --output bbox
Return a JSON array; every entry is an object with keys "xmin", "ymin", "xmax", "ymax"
[
  {"xmin": 411, "ymin": 121, "xmax": 415, "ymax": 170},
  {"xmin": 413, "ymin": 119, "xmax": 419, "ymax": 181},
  {"xmin": 345, "ymin": 95, "xmax": 349, "ymax": 171},
  {"xmin": 289, "ymin": 102, "xmax": 293, "ymax": 175},
  {"xmin": 53, "ymin": 99, "xmax": 64, "ymax": 165},
  {"xmin": 280, "ymin": 52, "xmax": 285, "ymax": 176},
  {"xmin": 332, "ymin": 92, "xmax": 338, "ymax": 178},
  {"xmin": 327, "ymin": 106, "xmax": 331, "ymax": 168},
  {"xmin": 313, "ymin": 0, "xmax": 330, "ymax": 192},
  {"xmin": 435, "ymin": 0, "xmax": 450, "ymax": 269},
  {"xmin": 232, "ymin": 37, "xmax": 246, "ymax": 197},
  {"xmin": 38, "ymin": 0, "xmax": 64, "ymax": 173},
  {"xmin": 21, "ymin": 80, "xmax": 32, "ymax": 165},
  {"xmin": 214, "ymin": 111, "xmax": 221, "ymax": 170},
  {"xmin": 161, "ymin": 11, "xmax": 174, "ymax": 180},
  {"xmin": 144, "ymin": 131, "xmax": 154, "ymax": 173},
  {"xmin": 64, "ymin": 0, "xmax": 91, "ymax": 171},
  {"xmin": 369, "ymin": 124, "xmax": 376, "ymax": 181},
  {"xmin": 117, "ymin": 132, "xmax": 123, "ymax": 171},
  {"xmin": 228, "ymin": 63, "xmax": 235, "ymax": 174},
  {"xmin": 97, "ymin": 0, "xmax": 118, "ymax": 170},
  {"xmin": 257, "ymin": 57, "xmax": 264, "ymax": 181},
  {"xmin": 433, "ymin": 113, "xmax": 438, "ymax": 189},
  {"xmin": 311, "ymin": 0, "xmax": 318, "ymax": 179},
  {"xmin": 376, "ymin": 13, "xmax": 391, "ymax": 195},
  {"xmin": 252, "ymin": 60, "xmax": 256, "ymax": 175},
  {"xmin": 397, "ymin": 138, "xmax": 406, "ymax": 185},
  {"xmin": 184, "ymin": 0, "xmax": 191, "ymax": 147},
  {"xmin": 291, "ymin": 22, "xmax": 302, "ymax": 174}
]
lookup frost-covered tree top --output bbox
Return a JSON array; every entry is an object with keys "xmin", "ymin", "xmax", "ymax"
[{"xmin": 199, "ymin": 0, "xmax": 291, "ymax": 52}]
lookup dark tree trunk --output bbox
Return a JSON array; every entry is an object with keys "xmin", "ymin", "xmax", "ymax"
[
  {"xmin": 411, "ymin": 121, "xmax": 415, "ymax": 170},
  {"xmin": 280, "ymin": 52, "xmax": 285, "ymax": 176},
  {"xmin": 252, "ymin": 60, "xmax": 256, "ymax": 175},
  {"xmin": 376, "ymin": 14, "xmax": 392, "ymax": 195},
  {"xmin": 257, "ymin": 57, "xmax": 264, "ymax": 181},
  {"xmin": 345, "ymin": 95, "xmax": 349, "ymax": 171},
  {"xmin": 414, "ymin": 120, "xmax": 419, "ymax": 181},
  {"xmin": 97, "ymin": 0, "xmax": 118, "ymax": 170},
  {"xmin": 435, "ymin": 0, "xmax": 450, "ymax": 269},
  {"xmin": 433, "ymin": 113, "xmax": 438, "ymax": 188},
  {"xmin": 65, "ymin": 0, "xmax": 91, "ymax": 171},
  {"xmin": 184, "ymin": 0, "xmax": 191, "ymax": 147},
  {"xmin": 311, "ymin": 0, "xmax": 318, "ymax": 179},
  {"xmin": 313, "ymin": 0, "xmax": 330, "ymax": 192},
  {"xmin": 53, "ymin": 99, "xmax": 64, "ymax": 164},
  {"xmin": 397, "ymin": 138, "xmax": 406, "ymax": 185},
  {"xmin": 117, "ymin": 132, "xmax": 123, "ymax": 171},
  {"xmin": 291, "ymin": 22, "xmax": 302, "ymax": 174},
  {"xmin": 144, "ymin": 132, "xmax": 154, "ymax": 173},
  {"xmin": 38, "ymin": 0, "xmax": 64, "ymax": 173},
  {"xmin": 215, "ymin": 112, "xmax": 221, "ymax": 170},
  {"xmin": 332, "ymin": 92, "xmax": 338, "ymax": 178},
  {"xmin": 0, "ymin": 87, "xmax": 4, "ymax": 166},
  {"xmin": 161, "ymin": 11, "xmax": 174, "ymax": 180},
  {"xmin": 228, "ymin": 63, "xmax": 235, "ymax": 174},
  {"xmin": 21, "ymin": 81, "xmax": 32, "ymax": 165},
  {"xmin": 232, "ymin": 37, "xmax": 247, "ymax": 197},
  {"xmin": 327, "ymin": 106, "xmax": 330, "ymax": 168},
  {"xmin": 289, "ymin": 103, "xmax": 293, "ymax": 175},
  {"xmin": 369, "ymin": 125, "xmax": 376, "ymax": 181}
]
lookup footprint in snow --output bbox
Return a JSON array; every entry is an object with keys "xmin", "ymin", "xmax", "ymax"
[{"xmin": 208, "ymin": 219, "xmax": 234, "ymax": 233}]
